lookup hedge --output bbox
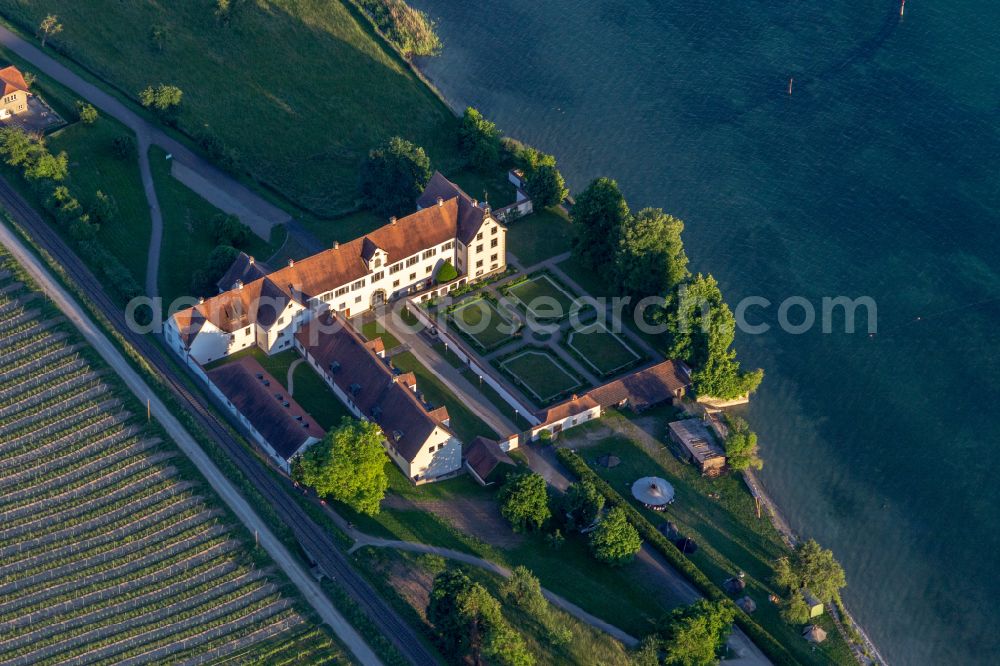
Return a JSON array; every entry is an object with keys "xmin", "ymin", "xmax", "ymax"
[{"xmin": 556, "ymin": 448, "xmax": 799, "ymax": 665}]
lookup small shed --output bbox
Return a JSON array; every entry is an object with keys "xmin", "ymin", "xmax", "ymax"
[
  {"xmin": 802, "ymin": 625, "xmax": 827, "ymax": 643},
  {"xmin": 464, "ymin": 436, "xmax": 516, "ymax": 486},
  {"xmin": 736, "ymin": 596, "xmax": 757, "ymax": 614},
  {"xmin": 668, "ymin": 418, "xmax": 726, "ymax": 476},
  {"xmin": 803, "ymin": 590, "xmax": 825, "ymax": 618}
]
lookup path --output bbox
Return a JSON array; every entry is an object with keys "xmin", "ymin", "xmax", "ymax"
[
  {"xmin": 377, "ymin": 312, "xmax": 519, "ymax": 437},
  {"xmin": 286, "ymin": 358, "xmax": 304, "ymax": 397},
  {"xmin": 0, "ymin": 24, "xmax": 296, "ymax": 298},
  {"xmin": 0, "ymin": 222, "xmax": 381, "ymax": 666}
]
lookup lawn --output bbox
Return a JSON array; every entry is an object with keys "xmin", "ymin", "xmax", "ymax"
[
  {"xmin": 361, "ymin": 319, "xmax": 402, "ymax": 351},
  {"xmin": 505, "ymin": 272, "xmax": 579, "ymax": 321},
  {"xmin": 449, "ymin": 296, "xmax": 517, "ymax": 350},
  {"xmin": 564, "ymin": 321, "xmax": 641, "ymax": 376},
  {"xmin": 0, "ymin": 0, "xmax": 463, "ymax": 217},
  {"xmin": 150, "ymin": 146, "xmax": 283, "ymax": 306},
  {"xmin": 390, "ymin": 350, "xmax": 500, "ymax": 442},
  {"xmin": 560, "ymin": 412, "xmax": 856, "ymax": 665},
  {"xmin": 497, "ymin": 348, "xmax": 583, "ymax": 404},
  {"xmin": 506, "ymin": 206, "xmax": 574, "ymax": 267}
]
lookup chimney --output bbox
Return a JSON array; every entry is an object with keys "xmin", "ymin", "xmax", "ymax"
[
  {"xmin": 333, "ymin": 240, "xmax": 339, "ymax": 249},
  {"xmin": 471, "ymin": 199, "xmax": 478, "ymax": 208},
  {"xmin": 248, "ymin": 255, "xmax": 255, "ymax": 265},
  {"xmin": 436, "ymin": 196, "xmax": 443, "ymax": 207},
  {"xmin": 390, "ymin": 216, "xmax": 397, "ymax": 225},
  {"xmin": 235, "ymin": 280, "xmax": 243, "ymax": 290},
  {"xmin": 198, "ymin": 296, "xmax": 205, "ymax": 304},
  {"xmin": 287, "ymin": 258, "xmax": 295, "ymax": 267}
]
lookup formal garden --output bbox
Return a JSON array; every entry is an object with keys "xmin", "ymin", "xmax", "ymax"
[
  {"xmin": 502, "ymin": 271, "xmax": 579, "ymax": 322},
  {"xmin": 562, "ymin": 320, "xmax": 643, "ymax": 377},
  {"xmin": 447, "ymin": 295, "xmax": 519, "ymax": 352}
]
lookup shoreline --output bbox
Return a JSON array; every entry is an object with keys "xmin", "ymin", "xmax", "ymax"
[{"xmin": 408, "ymin": 48, "xmax": 890, "ymax": 666}]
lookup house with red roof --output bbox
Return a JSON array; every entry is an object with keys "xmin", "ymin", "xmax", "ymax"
[{"xmin": 0, "ymin": 66, "xmax": 30, "ymax": 119}]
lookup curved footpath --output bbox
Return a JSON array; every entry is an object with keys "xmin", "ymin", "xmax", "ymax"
[
  {"xmin": 0, "ymin": 23, "xmax": 294, "ymax": 297},
  {"xmin": 0, "ymin": 221, "xmax": 381, "ymax": 666}
]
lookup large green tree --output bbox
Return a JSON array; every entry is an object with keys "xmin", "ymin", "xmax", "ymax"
[
  {"xmin": 428, "ymin": 568, "xmax": 535, "ymax": 666},
  {"xmin": 658, "ymin": 599, "xmax": 736, "ymax": 666},
  {"xmin": 497, "ymin": 471, "xmax": 550, "ymax": 532},
  {"xmin": 292, "ymin": 417, "xmax": 389, "ymax": 516},
  {"xmin": 615, "ymin": 207, "xmax": 689, "ymax": 300},
  {"xmin": 139, "ymin": 84, "xmax": 183, "ymax": 115},
  {"xmin": 360, "ymin": 136, "xmax": 432, "ymax": 218},
  {"xmin": 571, "ymin": 177, "xmax": 630, "ymax": 275},
  {"xmin": 774, "ymin": 539, "xmax": 847, "ymax": 604},
  {"xmin": 525, "ymin": 162, "xmax": 567, "ymax": 209},
  {"xmin": 554, "ymin": 478, "xmax": 605, "ymax": 532},
  {"xmin": 664, "ymin": 274, "xmax": 763, "ymax": 400},
  {"xmin": 458, "ymin": 107, "xmax": 501, "ymax": 171},
  {"xmin": 589, "ymin": 506, "xmax": 642, "ymax": 565},
  {"xmin": 723, "ymin": 415, "xmax": 763, "ymax": 471}
]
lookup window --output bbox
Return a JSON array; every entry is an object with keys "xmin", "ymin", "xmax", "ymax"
[
  {"xmin": 339, "ymin": 302, "xmax": 346, "ymax": 310},
  {"xmin": 491, "ymin": 263, "xmax": 499, "ymax": 270},
  {"xmin": 335, "ymin": 286, "xmax": 349, "ymax": 297},
  {"xmin": 244, "ymin": 327, "xmax": 251, "ymax": 335},
  {"xmin": 476, "ymin": 260, "xmax": 483, "ymax": 268},
  {"xmin": 277, "ymin": 317, "xmax": 284, "ymax": 325},
  {"xmin": 491, "ymin": 238, "xmax": 498, "ymax": 248},
  {"xmin": 422, "ymin": 249, "xmax": 435, "ymax": 259},
  {"xmin": 393, "ymin": 280, "xmax": 400, "ymax": 288},
  {"xmin": 355, "ymin": 295, "xmax": 362, "ymax": 303},
  {"xmin": 443, "ymin": 241, "xmax": 454, "ymax": 250},
  {"xmin": 428, "ymin": 445, "xmax": 436, "ymax": 453},
  {"xmin": 389, "ymin": 263, "xmax": 402, "ymax": 274},
  {"xmin": 351, "ymin": 279, "xmax": 365, "ymax": 290},
  {"xmin": 491, "ymin": 225, "xmax": 498, "ymax": 234},
  {"xmin": 490, "ymin": 253, "xmax": 498, "ymax": 262},
  {"xmin": 476, "ymin": 244, "xmax": 483, "ymax": 253},
  {"xmin": 373, "ymin": 258, "xmax": 382, "ymax": 268},
  {"xmin": 372, "ymin": 271, "xmax": 384, "ymax": 281},
  {"xmin": 476, "ymin": 232, "xmax": 483, "ymax": 241},
  {"xmin": 426, "ymin": 265, "xmax": 433, "ymax": 274},
  {"xmin": 406, "ymin": 256, "xmax": 419, "ymax": 267},
  {"xmin": 476, "ymin": 269, "xmax": 484, "ymax": 276},
  {"xmin": 409, "ymin": 272, "xmax": 416, "ymax": 281}
]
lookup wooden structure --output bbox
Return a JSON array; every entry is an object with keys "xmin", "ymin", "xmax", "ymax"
[{"xmin": 668, "ymin": 418, "xmax": 726, "ymax": 476}]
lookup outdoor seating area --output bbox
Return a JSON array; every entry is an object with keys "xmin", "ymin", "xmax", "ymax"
[{"xmin": 631, "ymin": 476, "xmax": 675, "ymax": 510}]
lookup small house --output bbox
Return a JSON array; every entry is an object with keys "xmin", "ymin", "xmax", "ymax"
[
  {"xmin": 0, "ymin": 66, "xmax": 29, "ymax": 118},
  {"xmin": 464, "ymin": 436, "xmax": 516, "ymax": 486}
]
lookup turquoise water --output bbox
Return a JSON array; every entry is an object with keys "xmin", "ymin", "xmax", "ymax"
[{"xmin": 412, "ymin": 1, "xmax": 1000, "ymax": 662}]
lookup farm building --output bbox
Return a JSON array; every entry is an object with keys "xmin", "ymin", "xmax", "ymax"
[
  {"xmin": 667, "ymin": 418, "xmax": 727, "ymax": 476},
  {"xmin": 588, "ymin": 360, "xmax": 691, "ymax": 411},
  {"xmin": 464, "ymin": 436, "xmax": 517, "ymax": 486},
  {"xmin": 206, "ymin": 356, "xmax": 323, "ymax": 472}
]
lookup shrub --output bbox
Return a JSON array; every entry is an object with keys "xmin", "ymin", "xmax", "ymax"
[
  {"xmin": 111, "ymin": 135, "xmax": 136, "ymax": 160},
  {"xmin": 75, "ymin": 100, "xmax": 99, "ymax": 125},
  {"xmin": 91, "ymin": 190, "xmax": 117, "ymax": 226},
  {"xmin": 360, "ymin": 0, "xmax": 442, "ymax": 57},
  {"xmin": 435, "ymin": 259, "xmax": 458, "ymax": 283},
  {"xmin": 588, "ymin": 506, "xmax": 641, "ymax": 565},
  {"xmin": 210, "ymin": 213, "xmax": 250, "ymax": 248}
]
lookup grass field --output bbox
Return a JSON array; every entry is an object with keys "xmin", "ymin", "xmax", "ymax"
[
  {"xmin": 561, "ymin": 411, "xmax": 857, "ymax": 665},
  {"xmin": 0, "ymin": 0, "xmax": 463, "ymax": 217},
  {"xmin": 497, "ymin": 348, "xmax": 582, "ymax": 403},
  {"xmin": 150, "ymin": 147, "xmax": 283, "ymax": 306},
  {"xmin": 505, "ymin": 273, "xmax": 578, "ymax": 321},
  {"xmin": 506, "ymin": 207, "xmax": 574, "ymax": 267},
  {"xmin": 0, "ymin": 247, "xmax": 339, "ymax": 664},
  {"xmin": 449, "ymin": 296, "xmax": 516, "ymax": 351},
  {"xmin": 564, "ymin": 321, "xmax": 641, "ymax": 376}
]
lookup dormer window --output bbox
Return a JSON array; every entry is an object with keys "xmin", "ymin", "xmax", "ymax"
[
  {"xmin": 373, "ymin": 258, "xmax": 382, "ymax": 268},
  {"xmin": 350, "ymin": 383, "xmax": 362, "ymax": 396},
  {"xmin": 329, "ymin": 361, "xmax": 341, "ymax": 373}
]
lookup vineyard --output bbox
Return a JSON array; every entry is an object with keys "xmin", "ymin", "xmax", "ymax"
[{"xmin": 0, "ymin": 247, "xmax": 341, "ymax": 665}]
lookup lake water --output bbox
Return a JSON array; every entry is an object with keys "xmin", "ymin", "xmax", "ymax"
[{"xmin": 411, "ymin": 0, "xmax": 1000, "ymax": 663}]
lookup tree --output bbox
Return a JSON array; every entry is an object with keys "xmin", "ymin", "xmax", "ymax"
[
  {"xmin": 614, "ymin": 207, "xmax": 689, "ymax": 300},
  {"xmin": 38, "ymin": 14, "xmax": 62, "ymax": 48},
  {"xmin": 663, "ymin": 274, "xmax": 763, "ymax": 400},
  {"xmin": 571, "ymin": 177, "xmax": 629, "ymax": 275},
  {"xmin": 360, "ymin": 136, "xmax": 431, "ymax": 218},
  {"xmin": 75, "ymin": 101, "xmax": 98, "ymax": 125},
  {"xmin": 723, "ymin": 415, "xmax": 762, "ymax": 471},
  {"xmin": 191, "ymin": 244, "xmax": 239, "ymax": 296},
  {"xmin": 500, "ymin": 566, "xmax": 546, "ymax": 616},
  {"xmin": 139, "ymin": 84, "xmax": 183, "ymax": 115},
  {"xmin": 428, "ymin": 568, "xmax": 535, "ymax": 666},
  {"xmin": 497, "ymin": 471, "xmax": 550, "ymax": 532},
  {"xmin": 112, "ymin": 134, "xmax": 136, "ymax": 160},
  {"xmin": 524, "ymin": 162, "xmax": 567, "ymax": 209},
  {"xmin": 659, "ymin": 599, "xmax": 736, "ymax": 666},
  {"xmin": 773, "ymin": 539, "xmax": 846, "ymax": 604},
  {"xmin": 293, "ymin": 418, "xmax": 389, "ymax": 516},
  {"xmin": 780, "ymin": 590, "xmax": 812, "ymax": 625},
  {"xmin": 435, "ymin": 259, "xmax": 458, "ymax": 283},
  {"xmin": 210, "ymin": 213, "xmax": 251, "ymax": 248},
  {"xmin": 554, "ymin": 478, "xmax": 604, "ymax": 531},
  {"xmin": 91, "ymin": 190, "xmax": 117, "ymax": 226},
  {"xmin": 589, "ymin": 506, "xmax": 642, "ymax": 564},
  {"xmin": 25, "ymin": 150, "xmax": 68, "ymax": 181},
  {"xmin": 458, "ymin": 107, "xmax": 501, "ymax": 171}
]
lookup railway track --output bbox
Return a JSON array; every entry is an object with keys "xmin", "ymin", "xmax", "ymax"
[{"xmin": 0, "ymin": 177, "xmax": 439, "ymax": 666}]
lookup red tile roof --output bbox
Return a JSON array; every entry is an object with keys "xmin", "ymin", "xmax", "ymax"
[
  {"xmin": 295, "ymin": 312, "xmax": 451, "ymax": 462},
  {"xmin": 0, "ymin": 66, "xmax": 28, "ymax": 96},
  {"xmin": 465, "ymin": 436, "xmax": 515, "ymax": 482},
  {"xmin": 586, "ymin": 361, "xmax": 691, "ymax": 410},
  {"xmin": 536, "ymin": 393, "xmax": 600, "ymax": 426},
  {"xmin": 206, "ymin": 356, "xmax": 323, "ymax": 460},
  {"xmin": 417, "ymin": 171, "xmax": 493, "ymax": 244}
]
